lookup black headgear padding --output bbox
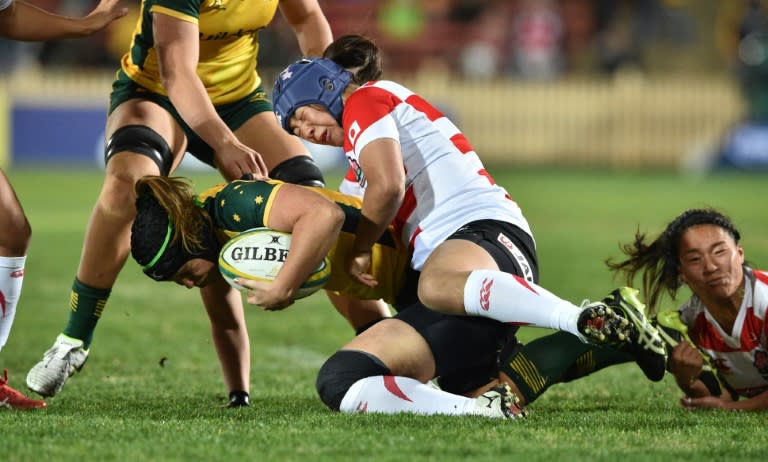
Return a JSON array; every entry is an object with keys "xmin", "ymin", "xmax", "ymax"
[
  {"xmin": 315, "ymin": 349, "xmax": 390, "ymax": 411},
  {"xmin": 131, "ymin": 193, "xmax": 219, "ymax": 281},
  {"xmin": 106, "ymin": 125, "xmax": 173, "ymax": 175},
  {"xmin": 269, "ymin": 155, "xmax": 325, "ymax": 187}
]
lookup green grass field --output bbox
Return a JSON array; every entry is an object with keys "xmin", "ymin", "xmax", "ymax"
[{"xmin": 1, "ymin": 168, "xmax": 765, "ymax": 461}]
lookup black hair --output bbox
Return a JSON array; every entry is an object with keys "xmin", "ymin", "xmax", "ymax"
[
  {"xmin": 323, "ymin": 34, "xmax": 383, "ymax": 85},
  {"xmin": 606, "ymin": 208, "xmax": 742, "ymax": 313}
]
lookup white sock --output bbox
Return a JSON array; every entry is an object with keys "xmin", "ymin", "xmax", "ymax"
[
  {"xmin": 0, "ymin": 256, "xmax": 25, "ymax": 351},
  {"xmin": 463, "ymin": 269, "xmax": 582, "ymax": 337},
  {"xmin": 338, "ymin": 376, "xmax": 480, "ymax": 416}
]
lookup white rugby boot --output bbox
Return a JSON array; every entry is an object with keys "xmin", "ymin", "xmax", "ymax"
[
  {"xmin": 26, "ymin": 334, "xmax": 88, "ymax": 397},
  {"xmin": 473, "ymin": 383, "xmax": 528, "ymax": 419}
]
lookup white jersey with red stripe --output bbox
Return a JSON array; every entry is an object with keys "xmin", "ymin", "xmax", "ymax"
[
  {"xmin": 678, "ymin": 267, "xmax": 768, "ymax": 398},
  {"xmin": 341, "ymin": 80, "xmax": 532, "ymax": 270},
  {"xmin": 0, "ymin": 0, "xmax": 13, "ymax": 12}
]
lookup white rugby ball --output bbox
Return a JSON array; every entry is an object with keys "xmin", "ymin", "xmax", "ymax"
[{"xmin": 218, "ymin": 228, "xmax": 331, "ymax": 299}]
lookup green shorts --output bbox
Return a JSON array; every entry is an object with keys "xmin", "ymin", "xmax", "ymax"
[{"xmin": 109, "ymin": 70, "xmax": 273, "ymax": 167}]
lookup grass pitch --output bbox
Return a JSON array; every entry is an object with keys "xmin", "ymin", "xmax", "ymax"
[{"xmin": 1, "ymin": 167, "xmax": 765, "ymax": 461}]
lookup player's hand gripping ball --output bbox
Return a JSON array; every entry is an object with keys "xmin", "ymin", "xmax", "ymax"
[{"xmin": 219, "ymin": 228, "xmax": 331, "ymax": 299}]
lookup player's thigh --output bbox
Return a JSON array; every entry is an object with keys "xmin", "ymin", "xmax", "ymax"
[
  {"xmin": 106, "ymin": 99, "xmax": 188, "ymax": 162},
  {"xmin": 0, "ymin": 169, "xmax": 24, "ymax": 221},
  {"xmin": 342, "ymin": 318, "xmax": 436, "ymax": 382},
  {"xmin": 423, "ymin": 239, "xmax": 499, "ymax": 277},
  {"xmin": 0, "ymin": 169, "xmax": 29, "ymax": 252},
  {"xmin": 418, "ymin": 239, "xmax": 497, "ymax": 308},
  {"xmin": 235, "ymin": 112, "xmax": 310, "ymax": 167}
]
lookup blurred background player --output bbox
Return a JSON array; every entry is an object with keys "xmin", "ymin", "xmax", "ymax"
[
  {"xmin": 26, "ymin": 0, "xmax": 334, "ymax": 399},
  {"xmin": 0, "ymin": 0, "xmax": 127, "ymax": 409},
  {"xmin": 503, "ymin": 208, "xmax": 768, "ymax": 411}
]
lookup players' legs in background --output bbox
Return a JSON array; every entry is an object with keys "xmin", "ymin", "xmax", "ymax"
[
  {"xmin": 0, "ymin": 169, "xmax": 46, "ymax": 409},
  {"xmin": 200, "ymin": 275, "xmax": 252, "ymax": 407},
  {"xmin": 26, "ymin": 100, "xmax": 188, "ymax": 397},
  {"xmin": 64, "ymin": 100, "xmax": 188, "ymax": 348},
  {"xmin": 0, "ymin": 169, "xmax": 31, "ymax": 351}
]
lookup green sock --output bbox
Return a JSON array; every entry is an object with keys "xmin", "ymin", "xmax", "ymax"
[
  {"xmin": 62, "ymin": 278, "xmax": 111, "ymax": 349},
  {"xmin": 501, "ymin": 331, "xmax": 633, "ymax": 404}
]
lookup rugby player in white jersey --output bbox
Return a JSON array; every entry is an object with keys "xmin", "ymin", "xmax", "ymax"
[
  {"xmin": 498, "ymin": 208, "xmax": 768, "ymax": 411},
  {"xmin": 257, "ymin": 34, "xmax": 666, "ymax": 417}
]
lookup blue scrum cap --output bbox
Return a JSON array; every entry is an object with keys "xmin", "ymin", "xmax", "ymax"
[{"xmin": 272, "ymin": 57, "xmax": 352, "ymax": 132}]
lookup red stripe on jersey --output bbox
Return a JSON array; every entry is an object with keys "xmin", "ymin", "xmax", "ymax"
[
  {"xmin": 477, "ymin": 168, "xmax": 512, "ymax": 200},
  {"xmin": 692, "ymin": 312, "xmax": 740, "ymax": 352},
  {"xmin": 741, "ymin": 307, "xmax": 764, "ymax": 349},
  {"xmin": 344, "ymin": 166, "xmax": 357, "ymax": 181},
  {"xmin": 405, "ymin": 93, "xmax": 442, "ymax": 121},
  {"xmin": 383, "ymin": 376, "xmax": 412, "ymax": 402},
  {"xmin": 404, "ymin": 93, "xmax": 476, "ymax": 155},
  {"xmin": 408, "ymin": 226, "xmax": 422, "ymax": 256},
  {"xmin": 478, "ymin": 169, "xmax": 496, "ymax": 185},
  {"xmin": 450, "ymin": 133, "xmax": 474, "ymax": 154},
  {"xmin": 393, "ymin": 185, "xmax": 416, "ymax": 241},
  {"xmin": 754, "ymin": 269, "xmax": 768, "ymax": 285},
  {"xmin": 344, "ymin": 87, "xmax": 402, "ymax": 148}
]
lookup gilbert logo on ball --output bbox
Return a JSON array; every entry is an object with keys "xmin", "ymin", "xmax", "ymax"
[{"xmin": 218, "ymin": 228, "xmax": 331, "ymax": 299}]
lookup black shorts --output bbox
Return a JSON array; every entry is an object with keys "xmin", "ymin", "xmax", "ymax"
[
  {"xmin": 394, "ymin": 220, "xmax": 539, "ymax": 394},
  {"xmin": 395, "ymin": 303, "xmax": 515, "ymax": 393},
  {"xmin": 448, "ymin": 219, "xmax": 539, "ymax": 284}
]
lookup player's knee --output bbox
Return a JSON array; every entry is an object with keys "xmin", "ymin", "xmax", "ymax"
[
  {"xmin": 269, "ymin": 155, "xmax": 325, "ymax": 187},
  {"xmin": 0, "ymin": 208, "xmax": 31, "ymax": 254},
  {"xmin": 316, "ymin": 349, "xmax": 390, "ymax": 411},
  {"xmin": 416, "ymin": 274, "xmax": 443, "ymax": 311},
  {"xmin": 105, "ymin": 125, "xmax": 173, "ymax": 176},
  {"xmin": 98, "ymin": 172, "xmax": 143, "ymax": 221}
]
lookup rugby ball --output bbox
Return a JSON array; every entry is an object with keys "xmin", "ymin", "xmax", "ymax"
[{"xmin": 218, "ymin": 228, "xmax": 331, "ymax": 299}]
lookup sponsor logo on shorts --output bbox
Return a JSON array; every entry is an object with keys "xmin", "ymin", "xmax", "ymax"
[
  {"xmin": 249, "ymin": 91, "xmax": 268, "ymax": 103},
  {"xmin": 497, "ymin": 233, "xmax": 533, "ymax": 282}
]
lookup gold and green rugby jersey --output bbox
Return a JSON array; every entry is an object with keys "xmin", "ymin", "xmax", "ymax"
[
  {"xmin": 197, "ymin": 180, "xmax": 410, "ymax": 304},
  {"xmin": 121, "ymin": 0, "xmax": 279, "ymax": 104}
]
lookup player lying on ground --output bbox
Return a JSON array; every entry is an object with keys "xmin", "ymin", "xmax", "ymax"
[
  {"xmin": 0, "ymin": 0, "xmax": 127, "ymax": 410},
  {"xmin": 501, "ymin": 208, "xmax": 768, "ymax": 411}
]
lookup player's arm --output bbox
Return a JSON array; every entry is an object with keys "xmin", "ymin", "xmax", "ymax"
[
  {"xmin": 349, "ymin": 138, "xmax": 404, "ymax": 286},
  {"xmin": 682, "ymin": 388, "xmax": 768, "ymax": 411},
  {"xmin": 278, "ymin": 0, "xmax": 333, "ymax": 57},
  {"xmin": 0, "ymin": 0, "xmax": 127, "ymax": 41},
  {"xmin": 668, "ymin": 341, "xmax": 709, "ymax": 397},
  {"xmin": 246, "ymin": 184, "xmax": 344, "ymax": 308},
  {"xmin": 152, "ymin": 12, "xmax": 266, "ymax": 180}
]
